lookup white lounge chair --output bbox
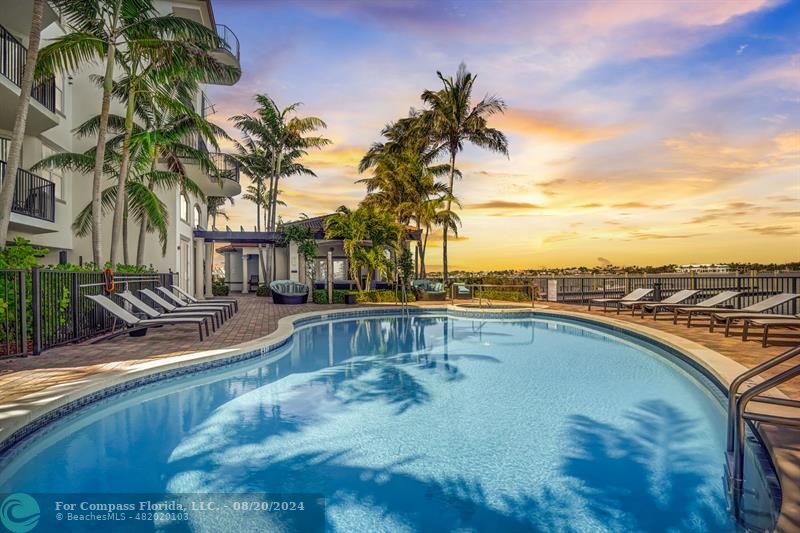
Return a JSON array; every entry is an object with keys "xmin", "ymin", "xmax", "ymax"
[
  {"xmin": 117, "ymin": 290, "xmax": 221, "ymax": 330},
  {"xmin": 708, "ymin": 295, "xmax": 800, "ymax": 335},
  {"xmin": 140, "ymin": 288, "xmax": 229, "ymax": 321},
  {"xmin": 621, "ymin": 289, "xmax": 699, "ymax": 317},
  {"xmin": 742, "ymin": 316, "xmax": 800, "ymax": 347},
  {"xmin": 172, "ymin": 284, "xmax": 238, "ymax": 312},
  {"xmin": 86, "ymin": 294, "xmax": 210, "ymax": 341},
  {"xmin": 677, "ymin": 293, "xmax": 800, "ymax": 328},
  {"xmin": 156, "ymin": 287, "xmax": 233, "ymax": 318},
  {"xmin": 588, "ymin": 288, "xmax": 653, "ymax": 313}
]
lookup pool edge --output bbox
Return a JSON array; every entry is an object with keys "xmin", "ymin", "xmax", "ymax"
[{"xmin": 0, "ymin": 304, "xmax": 788, "ymax": 529}]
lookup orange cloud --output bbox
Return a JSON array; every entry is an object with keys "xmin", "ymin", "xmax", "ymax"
[
  {"xmin": 491, "ymin": 108, "xmax": 629, "ymax": 143},
  {"xmin": 300, "ymin": 145, "xmax": 367, "ymax": 169}
]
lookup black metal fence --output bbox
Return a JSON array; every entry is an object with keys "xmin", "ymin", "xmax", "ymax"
[
  {"xmin": 0, "ymin": 269, "xmax": 175, "ymax": 359},
  {"xmin": 0, "ymin": 23, "xmax": 56, "ymax": 112},
  {"xmin": 0, "ymin": 161, "xmax": 56, "ymax": 222},
  {"xmin": 528, "ymin": 274, "xmax": 800, "ymax": 315}
]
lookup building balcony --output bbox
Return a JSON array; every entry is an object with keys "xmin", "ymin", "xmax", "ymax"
[
  {"xmin": 0, "ymin": 160, "xmax": 56, "ymax": 228},
  {"xmin": 183, "ymin": 138, "xmax": 241, "ymax": 197},
  {"xmin": 0, "ymin": 23, "xmax": 58, "ymax": 134},
  {"xmin": 207, "ymin": 24, "xmax": 241, "ymax": 85}
]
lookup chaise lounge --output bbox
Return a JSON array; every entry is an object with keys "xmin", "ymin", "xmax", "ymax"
[
  {"xmin": 742, "ymin": 316, "xmax": 800, "ymax": 347},
  {"xmin": 86, "ymin": 294, "xmax": 211, "ymax": 341},
  {"xmin": 641, "ymin": 290, "xmax": 740, "ymax": 320},
  {"xmin": 622, "ymin": 289, "xmax": 699, "ymax": 317},
  {"xmin": 676, "ymin": 293, "xmax": 800, "ymax": 328},
  {"xmin": 270, "ymin": 280, "xmax": 309, "ymax": 304},
  {"xmin": 588, "ymin": 288, "xmax": 653, "ymax": 313}
]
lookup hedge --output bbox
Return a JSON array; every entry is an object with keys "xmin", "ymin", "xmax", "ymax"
[
  {"xmin": 475, "ymin": 288, "xmax": 530, "ymax": 303},
  {"xmin": 312, "ymin": 289, "xmax": 417, "ymax": 304}
]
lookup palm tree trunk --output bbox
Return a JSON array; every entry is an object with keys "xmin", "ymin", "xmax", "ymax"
[
  {"xmin": 443, "ymin": 150, "xmax": 456, "ymax": 284},
  {"xmin": 420, "ymin": 226, "xmax": 429, "ymax": 278},
  {"xmin": 0, "ymin": 0, "xmax": 44, "ymax": 246},
  {"xmin": 90, "ymin": 0, "xmax": 122, "ymax": 266},
  {"xmin": 255, "ymin": 177, "xmax": 261, "ymax": 232},
  {"xmin": 122, "ymin": 194, "xmax": 129, "ymax": 265},
  {"xmin": 136, "ymin": 218, "xmax": 147, "ymax": 266},
  {"xmin": 110, "ymin": 81, "xmax": 136, "ymax": 265}
]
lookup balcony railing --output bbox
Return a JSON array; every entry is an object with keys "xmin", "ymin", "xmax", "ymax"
[
  {"xmin": 0, "ymin": 161, "xmax": 55, "ymax": 222},
  {"xmin": 0, "ymin": 24, "xmax": 56, "ymax": 112},
  {"xmin": 215, "ymin": 24, "xmax": 240, "ymax": 61},
  {"xmin": 210, "ymin": 152, "xmax": 240, "ymax": 184}
]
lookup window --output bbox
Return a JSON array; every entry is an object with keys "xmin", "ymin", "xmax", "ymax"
[
  {"xmin": 194, "ymin": 205, "xmax": 203, "ymax": 228},
  {"xmin": 180, "ymin": 194, "xmax": 189, "ymax": 223},
  {"xmin": 40, "ymin": 145, "xmax": 63, "ymax": 199},
  {"xmin": 55, "ymin": 73, "xmax": 65, "ymax": 114},
  {"xmin": 316, "ymin": 258, "xmax": 347, "ymax": 281}
]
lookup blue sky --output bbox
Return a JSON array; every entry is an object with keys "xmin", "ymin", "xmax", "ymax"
[{"xmin": 208, "ymin": 0, "xmax": 799, "ymax": 269}]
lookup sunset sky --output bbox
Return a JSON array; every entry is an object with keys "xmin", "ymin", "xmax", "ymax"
[{"xmin": 207, "ymin": 0, "xmax": 799, "ymax": 270}]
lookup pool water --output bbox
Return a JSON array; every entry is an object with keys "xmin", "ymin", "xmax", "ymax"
[{"xmin": 0, "ymin": 315, "xmax": 754, "ymax": 531}]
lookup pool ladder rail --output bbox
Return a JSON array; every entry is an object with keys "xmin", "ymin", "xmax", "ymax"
[{"xmin": 725, "ymin": 345, "xmax": 800, "ymax": 521}]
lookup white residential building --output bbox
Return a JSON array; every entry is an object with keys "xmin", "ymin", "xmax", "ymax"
[{"xmin": 0, "ymin": 0, "xmax": 241, "ymax": 296}]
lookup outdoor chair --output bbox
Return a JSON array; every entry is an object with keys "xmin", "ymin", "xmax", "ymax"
[
  {"xmin": 142, "ymin": 288, "xmax": 230, "ymax": 321},
  {"xmin": 86, "ymin": 294, "xmax": 210, "ymax": 342},
  {"xmin": 588, "ymin": 288, "xmax": 653, "ymax": 313},
  {"xmin": 742, "ymin": 316, "xmax": 800, "ymax": 347},
  {"xmin": 117, "ymin": 290, "xmax": 221, "ymax": 330},
  {"xmin": 640, "ymin": 290, "xmax": 740, "ymax": 320},
  {"xmin": 708, "ymin": 294, "xmax": 800, "ymax": 335},
  {"xmin": 675, "ymin": 293, "xmax": 800, "ymax": 328},
  {"xmin": 270, "ymin": 280, "xmax": 309, "ymax": 304},
  {"xmin": 621, "ymin": 289, "xmax": 699, "ymax": 317},
  {"xmin": 172, "ymin": 284, "xmax": 238, "ymax": 312},
  {"xmin": 412, "ymin": 279, "xmax": 447, "ymax": 301},
  {"xmin": 156, "ymin": 287, "xmax": 233, "ymax": 318}
]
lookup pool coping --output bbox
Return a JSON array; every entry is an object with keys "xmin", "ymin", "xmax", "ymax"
[{"xmin": 0, "ymin": 304, "xmax": 789, "ymax": 529}]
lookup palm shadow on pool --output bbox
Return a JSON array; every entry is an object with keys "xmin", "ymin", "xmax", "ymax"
[{"xmin": 169, "ymin": 399, "xmax": 730, "ymax": 531}]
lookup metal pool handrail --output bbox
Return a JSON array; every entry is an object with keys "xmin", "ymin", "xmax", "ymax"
[{"xmin": 726, "ymin": 345, "xmax": 800, "ymax": 518}]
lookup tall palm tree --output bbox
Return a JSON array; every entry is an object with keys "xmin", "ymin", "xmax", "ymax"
[
  {"xmin": 207, "ymin": 196, "xmax": 234, "ymax": 229},
  {"xmin": 230, "ymin": 95, "xmax": 330, "ymax": 282},
  {"xmin": 419, "ymin": 63, "xmax": 508, "ymax": 283},
  {"xmin": 418, "ymin": 195, "xmax": 461, "ymax": 278},
  {"xmin": 0, "ymin": 0, "xmax": 45, "ymax": 246},
  {"xmin": 242, "ymin": 185, "xmax": 285, "ymax": 231},
  {"xmin": 35, "ymin": 0, "xmax": 231, "ymax": 265}
]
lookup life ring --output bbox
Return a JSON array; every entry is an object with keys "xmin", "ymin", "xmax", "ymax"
[{"xmin": 102, "ymin": 268, "xmax": 115, "ymax": 293}]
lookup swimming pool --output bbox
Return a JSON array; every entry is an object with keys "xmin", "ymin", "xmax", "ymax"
[{"xmin": 0, "ymin": 313, "xmax": 776, "ymax": 531}]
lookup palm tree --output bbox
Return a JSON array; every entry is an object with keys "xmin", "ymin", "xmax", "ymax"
[
  {"xmin": 0, "ymin": 0, "xmax": 45, "ymax": 246},
  {"xmin": 230, "ymin": 95, "xmax": 330, "ymax": 282},
  {"xmin": 358, "ymin": 117, "xmax": 449, "ymax": 277},
  {"xmin": 35, "ymin": 0, "xmax": 232, "ymax": 265},
  {"xmin": 242, "ymin": 185, "xmax": 285, "ymax": 230},
  {"xmin": 419, "ymin": 63, "xmax": 508, "ymax": 283},
  {"xmin": 207, "ymin": 196, "xmax": 234, "ymax": 229},
  {"xmin": 324, "ymin": 206, "xmax": 402, "ymax": 291},
  {"xmin": 418, "ymin": 195, "xmax": 461, "ymax": 278}
]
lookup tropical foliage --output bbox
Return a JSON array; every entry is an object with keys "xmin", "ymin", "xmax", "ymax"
[
  {"xmin": 33, "ymin": 0, "xmax": 237, "ymax": 265},
  {"xmin": 230, "ymin": 95, "xmax": 330, "ymax": 282},
  {"xmin": 324, "ymin": 206, "xmax": 403, "ymax": 291},
  {"xmin": 357, "ymin": 63, "xmax": 508, "ymax": 282}
]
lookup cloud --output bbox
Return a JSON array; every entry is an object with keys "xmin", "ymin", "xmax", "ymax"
[
  {"xmin": 543, "ymin": 231, "xmax": 579, "ymax": 244},
  {"xmin": 744, "ymin": 224, "xmax": 798, "ymax": 236},
  {"xmin": 611, "ymin": 201, "xmax": 671, "ymax": 209},
  {"xmin": 629, "ymin": 232, "xmax": 707, "ymax": 240},
  {"xmin": 491, "ymin": 108, "xmax": 630, "ymax": 143},
  {"xmin": 597, "ymin": 257, "xmax": 613, "ymax": 266},
  {"xmin": 300, "ymin": 146, "xmax": 367, "ymax": 169},
  {"xmin": 737, "ymin": 44, "xmax": 748, "ymax": 55},
  {"xmin": 468, "ymin": 200, "xmax": 543, "ymax": 210}
]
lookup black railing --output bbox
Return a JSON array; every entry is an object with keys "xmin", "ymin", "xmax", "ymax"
[
  {"xmin": 0, "ymin": 160, "xmax": 56, "ymax": 222},
  {"xmin": 0, "ymin": 24, "xmax": 56, "ymax": 112},
  {"xmin": 215, "ymin": 24, "xmax": 240, "ymax": 60},
  {"xmin": 0, "ymin": 269, "xmax": 175, "ymax": 358},
  {"xmin": 210, "ymin": 152, "xmax": 240, "ymax": 183}
]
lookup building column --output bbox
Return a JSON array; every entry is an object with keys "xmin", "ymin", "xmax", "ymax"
[
  {"xmin": 204, "ymin": 242, "xmax": 213, "ymax": 299},
  {"xmin": 241, "ymin": 253, "xmax": 249, "ymax": 294},
  {"xmin": 193, "ymin": 237, "xmax": 204, "ymax": 299}
]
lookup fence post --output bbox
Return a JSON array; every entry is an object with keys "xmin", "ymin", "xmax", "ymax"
[
  {"xmin": 71, "ymin": 272, "xmax": 80, "ymax": 341},
  {"xmin": 793, "ymin": 276, "xmax": 798, "ymax": 315},
  {"xmin": 31, "ymin": 267, "xmax": 41, "ymax": 355},
  {"xmin": 18, "ymin": 270, "xmax": 26, "ymax": 355}
]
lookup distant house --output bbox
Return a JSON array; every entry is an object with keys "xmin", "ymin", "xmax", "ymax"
[
  {"xmin": 676, "ymin": 263, "xmax": 732, "ymax": 274},
  {"xmin": 214, "ymin": 214, "xmax": 421, "ymax": 293}
]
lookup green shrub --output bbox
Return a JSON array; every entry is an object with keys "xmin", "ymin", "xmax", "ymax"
[
  {"xmin": 256, "ymin": 284, "xmax": 271, "ymax": 297},
  {"xmin": 212, "ymin": 281, "xmax": 230, "ymax": 296},
  {"xmin": 352, "ymin": 289, "xmax": 416, "ymax": 303},
  {"xmin": 313, "ymin": 289, "xmax": 349, "ymax": 304},
  {"xmin": 476, "ymin": 289, "xmax": 530, "ymax": 303}
]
